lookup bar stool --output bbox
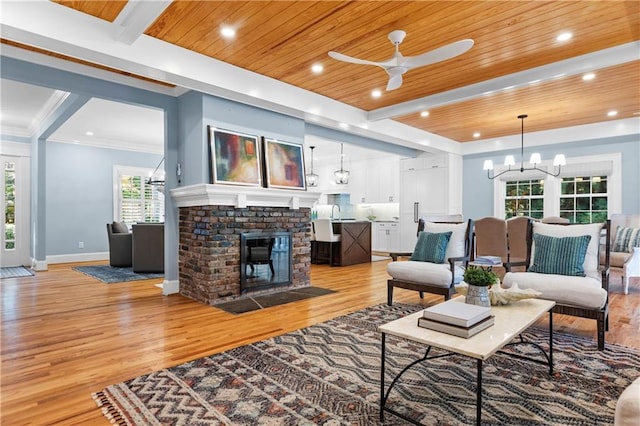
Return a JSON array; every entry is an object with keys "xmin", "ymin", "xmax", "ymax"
[{"xmin": 313, "ymin": 219, "xmax": 341, "ymax": 266}]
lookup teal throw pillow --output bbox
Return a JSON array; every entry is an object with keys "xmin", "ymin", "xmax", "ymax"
[
  {"xmin": 613, "ymin": 226, "xmax": 640, "ymax": 253},
  {"xmin": 528, "ymin": 233, "xmax": 591, "ymax": 276},
  {"xmin": 410, "ymin": 231, "xmax": 452, "ymax": 264}
]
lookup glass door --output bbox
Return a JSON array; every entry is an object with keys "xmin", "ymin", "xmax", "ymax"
[{"xmin": 1, "ymin": 155, "xmax": 30, "ymax": 267}]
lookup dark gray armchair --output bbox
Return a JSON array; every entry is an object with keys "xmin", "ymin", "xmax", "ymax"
[
  {"xmin": 106, "ymin": 222, "xmax": 132, "ymax": 267},
  {"xmin": 132, "ymin": 223, "xmax": 164, "ymax": 273}
]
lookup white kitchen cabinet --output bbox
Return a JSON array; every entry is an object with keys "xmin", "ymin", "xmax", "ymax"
[
  {"xmin": 354, "ymin": 157, "xmax": 399, "ymax": 204},
  {"xmin": 399, "ymin": 153, "xmax": 462, "ymax": 252},
  {"xmin": 372, "ymin": 222, "xmax": 401, "ymax": 252}
]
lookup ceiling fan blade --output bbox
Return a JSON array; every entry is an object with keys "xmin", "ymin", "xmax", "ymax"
[
  {"xmin": 402, "ymin": 39, "xmax": 474, "ymax": 69},
  {"xmin": 386, "ymin": 73, "xmax": 403, "ymax": 91},
  {"xmin": 328, "ymin": 51, "xmax": 385, "ymax": 67}
]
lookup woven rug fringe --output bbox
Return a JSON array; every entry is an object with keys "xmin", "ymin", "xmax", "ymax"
[{"xmin": 92, "ymin": 391, "xmax": 127, "ymax": 425}]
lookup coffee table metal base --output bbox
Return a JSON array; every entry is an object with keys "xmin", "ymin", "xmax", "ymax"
[{"xmin": 380, "ymin": 311, "xmax": 553, "ymax": 426}]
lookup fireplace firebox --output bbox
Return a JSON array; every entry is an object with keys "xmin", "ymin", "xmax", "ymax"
[{"xmin": 240, "ymin": 232, "xmax": 292, "ymax": 293}]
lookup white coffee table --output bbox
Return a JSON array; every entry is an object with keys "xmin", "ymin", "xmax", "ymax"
[{"xmin": 379, "ymin": 297, "xmax": 556, "ymax": 425}]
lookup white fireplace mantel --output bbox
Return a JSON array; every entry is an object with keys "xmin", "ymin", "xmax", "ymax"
[{"xmin": 170, "ymin": 184, "xmax": 322, "ymax": 209}]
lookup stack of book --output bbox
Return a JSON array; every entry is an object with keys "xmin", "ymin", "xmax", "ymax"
[
  {"xmin": 473, "ymin": 256, "xmax": 503, "ymax": 266},
  {"xmin": 417, "ymin": 299, "xmax": 494, "ymax": 338}
]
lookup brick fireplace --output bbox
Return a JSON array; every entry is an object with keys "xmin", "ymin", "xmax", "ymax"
[{"xmin": 171, "ymin": 184, "xmax": 320, "ymax": 306}]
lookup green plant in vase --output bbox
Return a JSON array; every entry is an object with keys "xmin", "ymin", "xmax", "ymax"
[
  {"xmin": 463, "ymin": 266, "xmax": 499, "ymax": 287},
  {"xmin": 462, "ymin": 266, "xmax": 499, "ymax": 307}
]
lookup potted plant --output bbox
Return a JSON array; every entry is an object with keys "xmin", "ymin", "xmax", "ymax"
[
  {"xmin": 462, "ymin": 266, "xmax": 499, "ymax": 307},
  {"xmin": 463, "ymin": 266, "xmax": 498, "ymax": 287}
]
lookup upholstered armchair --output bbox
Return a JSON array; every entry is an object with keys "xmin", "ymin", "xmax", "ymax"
[
  {"xmin": 473, "ymin": 216, "xmax": 508, "ymax": 264},
  {"xmin": 503, "ymin": 220, "xmax": 610, "ymax": 350},
  {"xmin": 607, "ymin": 214, "xmax": 640, "ymax": 294},
  {"xmin": 387, "ymin": 219, "xmax": 473, "ymax": 304},
  {"xmin": 106, "ymin": 222, "xmax": 132, "ymax": 267},
  {"xmin": 132, "ymin": 223, "xmax": 164, "ymax": 273}
]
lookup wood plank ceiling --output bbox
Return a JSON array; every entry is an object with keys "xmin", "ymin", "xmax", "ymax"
[{"xmin": 51, "ymin": 1, "xmax": 640, "ymax": 143}]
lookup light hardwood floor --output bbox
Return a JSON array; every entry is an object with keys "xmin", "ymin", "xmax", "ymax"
[{"xmin": 2, "ymin": 260, "xmax": 638, "ymax": 425}]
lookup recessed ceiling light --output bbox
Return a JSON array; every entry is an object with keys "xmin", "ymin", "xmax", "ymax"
[
  {"xmin": 339, "ymin": 122, "xmax": 349, "ymax": 129},
  {"xmin": 582, "ymin": 73, "xmax": 596, "ymax": 81},
  {"xmin": 371, "ymin": 89, "xmax": 382, "ymax": 98},
  {"xmin": 220, "ymin": 26, "xmax": 236, "ymax": 39},
  {"xmin": 85, "ymin": 131, "xmax": 94, "ymax": 136},
  {"xmin": 557, "ymin": 32, "xmax": 572, "ymax": 42},
  {"xmin": 311, "ymin": 64, "xmax": 323, "ymax": 74},
  {"xmin": 420, "ymin": 111, "xmax": 429, "ymax": 117},
  {"xmin": 473, "ymin": 132, "xmax": 481, "ymax": 138},
  {"xmin": 607, "ymin": 110, "xmax": 618, "ymax": 117}
]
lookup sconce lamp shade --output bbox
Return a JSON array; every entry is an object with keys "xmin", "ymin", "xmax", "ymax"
[
  {"xmin": 504, "ymin": 155, "xmax": 516, "ymax": 166},
  {"xmin": 528, "ymin": 153, "xmax": 542, "ymax": 165},
  {"xmin": 553, "ymin": 154, "xmax": 567, "ymax": 166},
  {"xmin": 483, "ymin": 160, "xmax": 494, "ymax": 171}
]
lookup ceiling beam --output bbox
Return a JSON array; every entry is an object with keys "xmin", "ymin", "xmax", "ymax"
[
  {"xmin": 113, "ymin": 0, "xmax": 172, "ymax": 45},
  {"xmin": 367, "ymin": 42, "xmax": 640, "ymax": 122}
]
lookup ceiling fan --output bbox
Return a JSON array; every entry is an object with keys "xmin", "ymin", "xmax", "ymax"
[{"xmin": 328, "ymin": 30, "xmax": 474, "ymax": 91}]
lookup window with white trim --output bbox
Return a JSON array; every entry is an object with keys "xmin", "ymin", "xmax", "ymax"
[
  {"xmin": 493, "ymin": 153, "xmax": 621, "ymax": 223},
  {"xmin": 114, "ymin": 166, "xmax": 164, "ymax": 227},
  {"xmin": 559, "ymin": 175, "xmax": 608, "ymax": 224},
  {"xmin": 504, "ymin": 179, "xmax": 544, "ymax": 219}
]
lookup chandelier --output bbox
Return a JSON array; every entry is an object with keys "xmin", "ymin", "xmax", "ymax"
[
  {"xmin": 334, "ymin": 143, "xmax": 350, "ymax": 184},
  {"xmin": 484, "ymin": 114, "xmax": 566, "ymax": 180},
  {"xmin": 305, "ymin": 145, "xmax": 319, "ymax": 187},
  {"xmin": 146, "ymin": 157, "xmax": 165, "ymax": 187}
]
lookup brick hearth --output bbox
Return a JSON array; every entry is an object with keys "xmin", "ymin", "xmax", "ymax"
[{"xmin": 178, "ymin": 205, "xmax": 311, "ymax": 305}]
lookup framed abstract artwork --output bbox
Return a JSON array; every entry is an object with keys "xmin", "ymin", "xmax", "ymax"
[
  {"xmin": 209, "ymin": 127, "xmax": 261, "ymax": 186},
  {"xmin": 263, "ymin": 138, "xmax": 306, "ymax": 190}
]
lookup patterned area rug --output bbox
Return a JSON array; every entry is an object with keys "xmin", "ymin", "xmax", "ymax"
[
  {"xmin": 0, "ymin": 266, "xmax": 35, "ymax": 278},
  {"xmin": 73, "ymin": 265, "xmax": 163, "ymax": 284},
  {"xmin": 93, "ymin": 303, "xmax": 639, "ymax": 425}
]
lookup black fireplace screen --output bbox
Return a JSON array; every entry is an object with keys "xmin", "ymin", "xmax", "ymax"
[{"xmin": 240, "ymin": 232, "xmax": 292, "ymax": 293}]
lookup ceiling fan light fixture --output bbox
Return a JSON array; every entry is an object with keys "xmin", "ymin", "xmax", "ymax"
[
  {"xmin": 484, "ymin": 114, "xmax": 565, "ymax": 180},
  {"xmin": 328, "ymin": 30, "xmax": 473, "ymax": 91}
]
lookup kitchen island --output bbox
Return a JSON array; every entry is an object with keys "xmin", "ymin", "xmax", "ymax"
[{"xmin": 330, "ymin": 220, "xmax": 372, "ymax": 266}]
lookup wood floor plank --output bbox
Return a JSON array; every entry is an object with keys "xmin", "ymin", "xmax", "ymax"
[{"xmin": 1, "ymin": 260, "xmax": 638, "ymax": 424}]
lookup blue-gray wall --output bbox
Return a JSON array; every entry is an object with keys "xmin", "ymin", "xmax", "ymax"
[
  {"xmin": 462, "ymin": 135, "xmax": 640, "ymax": 219},
  {"xmin": 45, "ymin": 142, "xmax": 162, "ymax": 256}
]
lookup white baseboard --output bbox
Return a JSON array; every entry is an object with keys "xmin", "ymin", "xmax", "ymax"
[
  {"xmin": 46, "ymin": 252, "xmax": 109, "ymax": 265},
  {"xmin": 31, "ymin": 258, "xmax": 48, "ymax": 271},
  {"xmin": 161, "ymin": 279, "xmax": 179, "ymax": 295}
]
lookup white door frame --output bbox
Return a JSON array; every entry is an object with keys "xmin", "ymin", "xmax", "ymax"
[{"xmin": 0, "ymin": 142, "xmax": 31, "ymax": 267}]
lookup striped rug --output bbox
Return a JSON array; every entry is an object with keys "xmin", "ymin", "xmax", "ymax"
[{"xmin": 0, "ymin": 266, "xmax": 35, "ymax": 278}]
